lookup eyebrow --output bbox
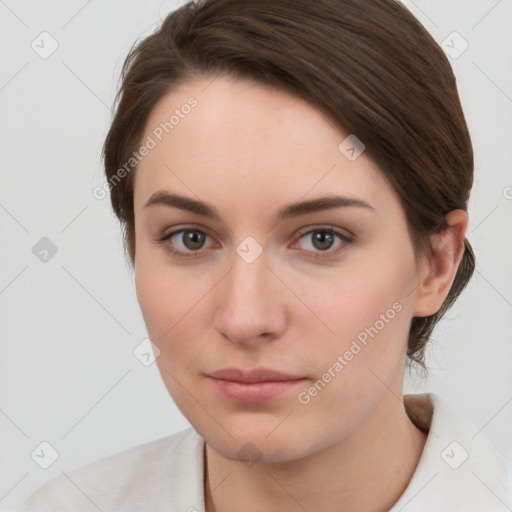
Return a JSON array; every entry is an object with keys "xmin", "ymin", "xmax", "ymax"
[{"xmin": 143, "ymin": 190, "xmax": 375, "ymax": 221}]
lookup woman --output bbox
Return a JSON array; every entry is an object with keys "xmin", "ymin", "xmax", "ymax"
[{"xmin": 21, "ymin": 0, "xmax": 512, "ymax": 510}]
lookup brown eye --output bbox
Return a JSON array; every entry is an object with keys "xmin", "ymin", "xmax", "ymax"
[
  {"xmin": 158, "ymin": 228, "xmax": 213, "ymax": 258},
  {"xmin": 294, "ymin": 227, "xmax": 353, "ymax": 258},
  {"xmin": 179, "ymin": 230, "xmax": 207, "ymax": 251},
  {"xmin": 310, "ymin": 231, "xmax": 336, "ymax": 251}
]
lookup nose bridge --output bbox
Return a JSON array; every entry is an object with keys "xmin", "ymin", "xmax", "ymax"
[
  {"xmin": 215, "ymin": 243, "xmax": 284, "ymax": 343},
  {"xmin": 225, "ymin": 246, "xmax": 272, "ymax": 314}
]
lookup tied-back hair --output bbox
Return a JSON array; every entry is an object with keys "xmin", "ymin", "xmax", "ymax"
[{"xmin": 102, "ymin": 0, "xmax": 476, "ymax": 370}]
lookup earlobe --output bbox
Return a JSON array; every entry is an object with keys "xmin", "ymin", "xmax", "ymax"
[{"xmin": 412, "ymin": 209, "xmax": 468, "ymax": 317}]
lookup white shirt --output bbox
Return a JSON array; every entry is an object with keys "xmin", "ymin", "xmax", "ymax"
[{"xmin": 21, "ymin": 393, "xmax": 512, "ymax": 511}]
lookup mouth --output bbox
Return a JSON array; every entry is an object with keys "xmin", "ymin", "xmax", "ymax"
[{"xmin": 206, "ymin": 367, "xmax": 307, "ymax": 403}]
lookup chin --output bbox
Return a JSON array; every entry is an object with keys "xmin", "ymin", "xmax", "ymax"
[
  {"xmin": 206, "ymin": 432, "xmax": 311, "ymax": 465},
  {"xmin": 196, "ymin": 412, "xmax": 329, "ymax": 465}
]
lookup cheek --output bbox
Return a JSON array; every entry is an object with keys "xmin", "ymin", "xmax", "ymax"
[
  {"xmin": 292, "ymin": 267, "xmax": 413, "ymax": 433},
  {"xmin": 134, "ymin": 254, "xmax": 214, "ymax": 361},
  {"xmin": 308, "ymin": 258, "xmax": 415, "ymax": 376},
  {"xmin": 135, "ymin": 262, "xmax": 168, "ymax": 340},
  {"xmin": 135, "ymin": 262, "xmax": 180, "ymax": 356},
  {"xmin": 134, "ymin": 261, "xmax": 203, "ymax": 406}
]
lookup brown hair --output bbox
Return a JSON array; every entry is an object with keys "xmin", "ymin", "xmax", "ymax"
[{"xmin": 102, "ymin": 0, "xmax": 475, "ymax": 370}]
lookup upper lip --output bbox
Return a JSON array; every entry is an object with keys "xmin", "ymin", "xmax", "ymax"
[{"xmin": 207, "ymin": 368, "xmax": 305, "ymax": 383}]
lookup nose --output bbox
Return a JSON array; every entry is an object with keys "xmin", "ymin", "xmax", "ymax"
[{"xmin": 214, "ymin": 247, "xmax": 287, "ymax": 346}]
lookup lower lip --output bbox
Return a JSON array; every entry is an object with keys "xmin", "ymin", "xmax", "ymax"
[{"xmin": 208, "ymin": 377, "xmax": 306, "ymax": 403}]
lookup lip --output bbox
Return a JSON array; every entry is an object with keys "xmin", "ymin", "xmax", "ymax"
[
  {"xmin": 206, "ymin": 367, "xmax": 307, "ymax": 403},
  {"xmin": 208, "ymin": 367, "xmax": 305, "ymax": 383}
]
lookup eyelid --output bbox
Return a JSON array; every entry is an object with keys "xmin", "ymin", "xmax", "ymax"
[
  {"xmin": 157, "ymin": 223, "xmax": 214, "ymax": 242},
  {"xmin": 293, "ymin": 224, "xmax": 354, "ymax": 241}
]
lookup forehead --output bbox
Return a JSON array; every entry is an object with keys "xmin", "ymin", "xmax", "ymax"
[{"xmin": 133, "ymin": 75, "xmax": 399, "ymax": 219}]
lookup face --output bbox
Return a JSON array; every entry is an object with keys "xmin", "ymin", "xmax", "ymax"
[{"xmin": 133, "ymin": 75, "xmax": 429, "ymax": 463}]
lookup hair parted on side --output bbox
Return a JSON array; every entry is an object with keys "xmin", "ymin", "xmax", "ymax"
[{"xmin": 102, "ymin": 0, "xmax": 476, "ymax": 370}]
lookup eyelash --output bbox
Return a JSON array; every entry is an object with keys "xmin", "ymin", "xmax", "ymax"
[{"xmin": 156, "ymin": 226, "xmax": 354, "ymax": 260}]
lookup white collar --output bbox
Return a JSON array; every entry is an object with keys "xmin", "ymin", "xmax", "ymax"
[
  {"xmin": 176, "ymin": 392, "xmax": 512, "ymax": 511},
  {"xmin": 390, "ymin": 392, "xmax": 512, "ymax": 510}
]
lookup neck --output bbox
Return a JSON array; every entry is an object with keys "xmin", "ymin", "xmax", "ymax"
[{"xmin": 204, "ymin": 392, "xmax": 427, "ymax": 512}]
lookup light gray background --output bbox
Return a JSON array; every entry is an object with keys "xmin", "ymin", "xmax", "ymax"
[{"xmin": 1, "ymin": 0, "xmax": 511, "ymax": 510}]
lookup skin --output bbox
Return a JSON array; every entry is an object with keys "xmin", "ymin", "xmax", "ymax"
[{"xmin": 133, "ymin": 75, "xmax": 468, "ymax": 512}]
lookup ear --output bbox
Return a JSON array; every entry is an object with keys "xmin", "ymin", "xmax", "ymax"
[{"xmin": 413, "ymin": 209, "xmax": 468, "ymax": 317}]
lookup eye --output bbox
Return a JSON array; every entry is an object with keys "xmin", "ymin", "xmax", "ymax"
[
  {"xmin": 292, "ymin": 227, "xmax": 352, "ymax": 258},
  {"xmin": 157, "ymin": 228, "xmax": 213, "ymax": 258}
]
